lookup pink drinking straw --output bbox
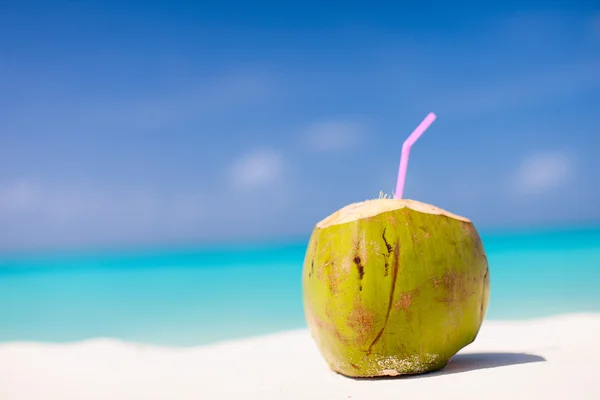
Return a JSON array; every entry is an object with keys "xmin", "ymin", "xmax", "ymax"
[{"xmin": 394, "ymin": 112, "xmax": 437, "ymax": 199}]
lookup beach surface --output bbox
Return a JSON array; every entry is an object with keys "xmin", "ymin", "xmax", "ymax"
[{"xmin": 1, "ymin": 314, "xmax": 599, "ymax": 400}]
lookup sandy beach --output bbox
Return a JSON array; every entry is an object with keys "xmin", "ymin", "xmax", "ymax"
[{"xmin": 1, "ymin": 313, "xmax": 599, "ymax": 400}]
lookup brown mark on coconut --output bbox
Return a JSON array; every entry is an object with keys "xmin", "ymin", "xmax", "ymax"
[
  {"xmin": 353, "ymin": 256, "xmax": 365, "ymax": 283},
  {"xmin": 326, "ymin": 261, "xmax": 345, "ymax": 295},
  {"xmin": 410, "ymin": 233, "xmax": 420, "ymax": 248},
  {"xmin": 367, "ymin": 239, "xmax": 401, "ymax": 355},
  {"xmin": 320, "ymin": 305, "xmax": 349, "ymax": 344},
  {"xmin": 381, "ymin": 228, "xmax": 393, "ymax": 254},
  {"xmin": 347, "ymin": 296, "xmax": 376, "ymax": 345},
  {"xmin": 394, "ymin": 288, "xmax": 420, "ymax": 311},
  {"xmin": 381, "ymin": 228, "xmax": 393, "ymax": 277},
  {"xmin": 430, "ymin": 271, "xmax": 470, "ymax": 306},
  {"xmin": 341, "ymin": 255, "xmax": 353, "ymax": 275},
  {"xmin": 461, "ymin": 221, "xmax": 476, "ymax": 236},
  {"xmin": 402, "ymin": 210, "xmax": 420, "ymax": 248},
  {"xmin": 394, "ymin": 288, "xmax": 420, "ymax": 322},
  {"xmin": 352, "ymin": 236, "xmax": 366, "ymax": 291}
]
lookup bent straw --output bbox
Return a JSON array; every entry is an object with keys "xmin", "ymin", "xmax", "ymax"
[{"xmin": 394, "ymin": 112, "xmax": 437, "ymax": 199}]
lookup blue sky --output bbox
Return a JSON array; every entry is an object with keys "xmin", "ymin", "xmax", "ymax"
[{"xmin": 1, "ymin": 1, "xmax": 599, "ymax": 250}]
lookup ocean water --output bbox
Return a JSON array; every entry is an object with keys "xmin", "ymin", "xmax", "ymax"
[{"xmin": 1, "ymin": 226, "xmax": 599, "ymax": 346}]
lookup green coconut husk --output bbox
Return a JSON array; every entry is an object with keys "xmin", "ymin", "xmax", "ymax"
[{"xmin": 302, "ymin": 198, "xmax": 490, "ymax": 377}]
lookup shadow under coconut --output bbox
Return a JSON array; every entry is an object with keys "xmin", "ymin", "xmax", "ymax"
[
  {"xmin": 437, "ymin": 352, "xmax": 546, "ymax": 376},
  {"xmin": 348, "ymin": 352, "xmax": 546, "ymax": 381}
]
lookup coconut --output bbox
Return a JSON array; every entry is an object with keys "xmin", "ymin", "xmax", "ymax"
[{"xmin": 302, "ymin": 198, "xmax": 490, "ymax": 377}]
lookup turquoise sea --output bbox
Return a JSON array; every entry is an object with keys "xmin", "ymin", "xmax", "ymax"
[{"xmin": 1, "ymin": 226, "xmax": 599, "ymax": 346}]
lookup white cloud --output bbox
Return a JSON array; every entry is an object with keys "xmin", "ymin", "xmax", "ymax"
[
  {"xmin": 304, "ymin": 121, "xmax": 364, "ymax": 152},
  {"xmin": 0, "ymin": 181, "xmax": 39, "ymax": 213},
  {"xmin": 4, "ymin": 68, "xmax": 274, "ymax": 135},
  {"xmin": 0, "ymin": 176, "xmax": 297, "ymax": 249},
  {"xmin": 229, "ymin": 148, "xmax": 284, "ymax": 189},
  {"xmin": 0, "ymin": 181, "xmax": 206, "ymax": 226},
  {"xmin": 514, "ymin": 150, "xmax": 575, "ymax": 196}
]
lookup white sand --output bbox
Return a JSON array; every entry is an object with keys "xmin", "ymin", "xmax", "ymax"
[{"xmin": 1, "ymin": 314, "xmax": 599, "ymax": 400}]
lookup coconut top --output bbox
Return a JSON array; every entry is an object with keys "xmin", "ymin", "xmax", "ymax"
[{"xmin": 316, "ymin": 198, "xmax": 471, "ymax": 228}]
